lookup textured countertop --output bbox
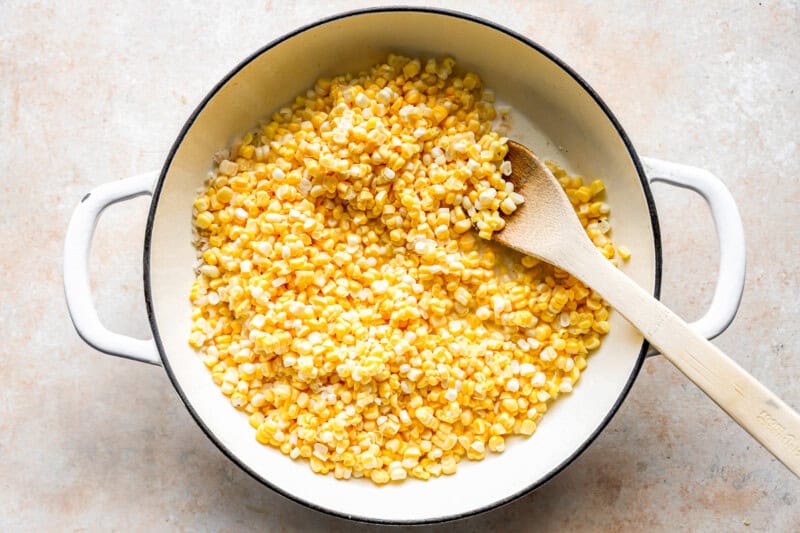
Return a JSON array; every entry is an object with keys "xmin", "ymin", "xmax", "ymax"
[{"xmin": 2, "ymin": 1, "xmax": 798, "ymax": 531}]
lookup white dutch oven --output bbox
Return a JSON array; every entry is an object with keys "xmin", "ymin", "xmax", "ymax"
[{"xmin": 64, "ymin": 8, "xmax": 746, "ymax": 524}]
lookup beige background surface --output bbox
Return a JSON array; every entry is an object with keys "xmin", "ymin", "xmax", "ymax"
[{"xmin": 1, "ymin": 0, "xmax": 798, "ymax": 531}]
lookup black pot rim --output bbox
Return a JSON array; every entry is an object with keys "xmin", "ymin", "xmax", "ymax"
[{"xmin": 143, "ymin": 5, "xmax": 662, "ymax": 526}]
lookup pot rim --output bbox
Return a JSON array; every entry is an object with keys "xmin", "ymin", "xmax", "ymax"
[{"xmin": 143, "ymin": 6, "xmax": 662, "ymax": 525}]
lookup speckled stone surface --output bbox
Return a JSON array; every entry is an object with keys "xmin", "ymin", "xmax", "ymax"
[{"xmin": 1, "ymin": 1, "xmax": 798, "ymax": 531}]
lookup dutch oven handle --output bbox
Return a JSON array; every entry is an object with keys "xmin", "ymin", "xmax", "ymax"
[
  {"xmin": 64, "ymin": 172, "xmax": 162, "ymax": 366},
  {"xmin": 642, "ymin": 157, "xmax": 746, "ymax": 357}
]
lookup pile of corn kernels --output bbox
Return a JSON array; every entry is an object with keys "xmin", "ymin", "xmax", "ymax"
[{"xmin": 189, "ymin": 55, "xmax": 625, "ymax": 484}]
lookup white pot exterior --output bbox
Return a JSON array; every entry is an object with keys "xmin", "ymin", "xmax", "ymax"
[{"xmin": 144, "ymin": 10, "xmax": 658, "ymax": 523}]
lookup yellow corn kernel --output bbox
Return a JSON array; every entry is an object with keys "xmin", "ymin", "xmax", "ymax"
[
  {"xmin": 248, "ymin": 412, "xmax": 264, "ymax": 429},
  {"xmin": 592, "ymin": 320, "xmax": 610, "ymax": 334},
  {"xmin": 215, "ymin": 186, "xmax": 234, "ymax": 204},
  {"xmin": 239, "ymin": 144, "xmax": 255, "ymax": 159},
  {"xmin": 403, "ymin": 59, "xmax": 421, "ymax": 78},
  {"xmin": 431, "ymin": 105, "xmax": 448, "ymax": 124},
  {"xmin": 195, "ymin": 211, "xmax": 214, "ymax": 229},
  {"xmin": 193, "ymin": 196, "xmax": 210, "ymax": 212},
  {"xmin": 370, "ymin": 469, "xmax": 390, "ymax": 484},
  {"xmin": 519, "ymin": 419, "xmax": 537, "ymax": 436},
  {"xmin": 488, "ymin": 435, "xmax": 505, "ymax": 453},
  {"xmin": 441, "ymin": 455, "xmax": 457, "ymax": 475}
]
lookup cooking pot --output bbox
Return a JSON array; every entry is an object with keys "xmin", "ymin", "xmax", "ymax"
[{"xmin": 63, "ymin": 8, "xmax": 746, "ymax": 524}]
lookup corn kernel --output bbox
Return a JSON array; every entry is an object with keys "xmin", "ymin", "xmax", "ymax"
[{"xmin": 488, "ymin": 435, "xmax": 505, "ymax": 453}]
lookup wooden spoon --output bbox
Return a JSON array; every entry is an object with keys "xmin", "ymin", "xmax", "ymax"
[{"xmin": 495, "ymin": 140, "xmax": 800, "ymax": 476}]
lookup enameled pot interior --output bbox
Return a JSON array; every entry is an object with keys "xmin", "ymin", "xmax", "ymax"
[{"xmin": 146, "ymin": 10, "xmax": 657, "ymax": 523}]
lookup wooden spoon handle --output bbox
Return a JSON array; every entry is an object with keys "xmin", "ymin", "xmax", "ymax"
[{"xmin": 561, "ymin": 247, "xmax": 800, "ymax": 476}]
